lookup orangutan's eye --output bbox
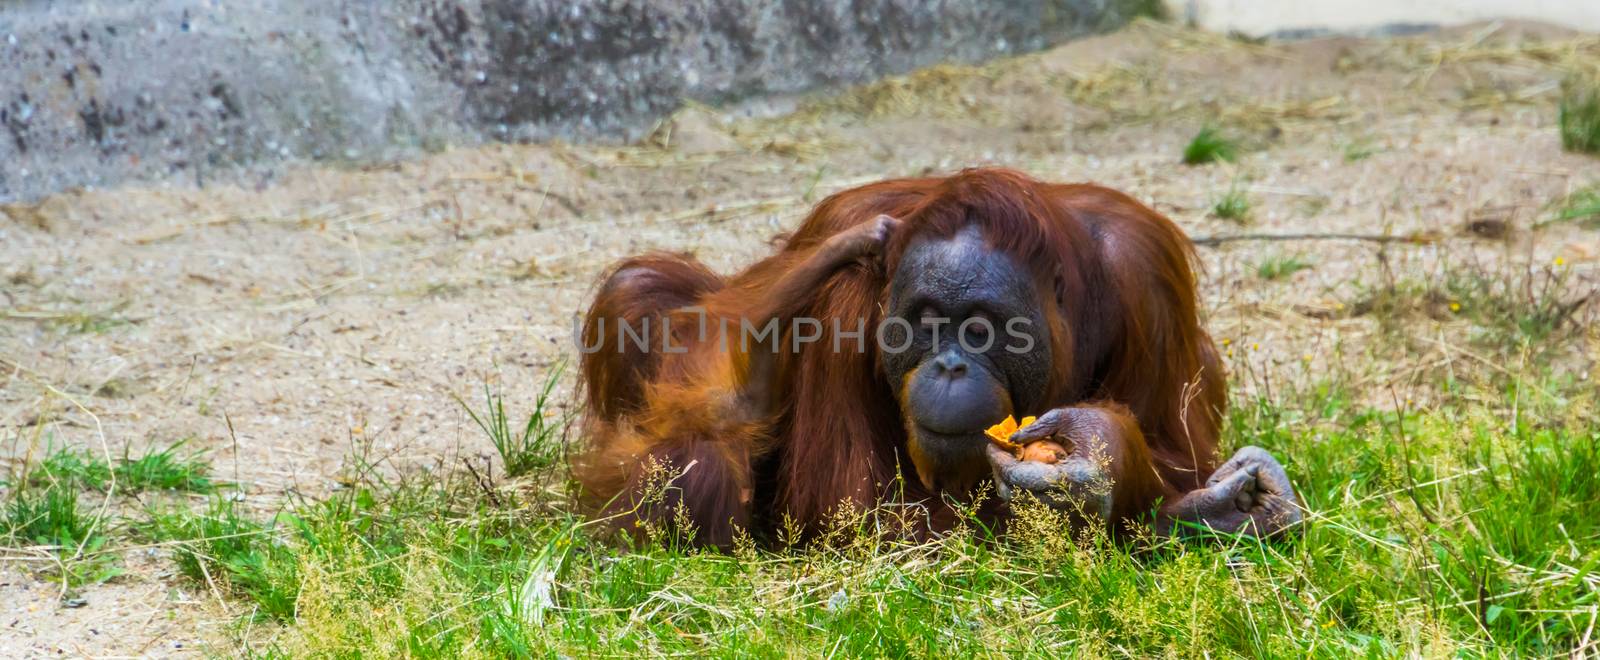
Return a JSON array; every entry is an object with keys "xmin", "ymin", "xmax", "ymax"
[{"xmin": 961, "ymin": 313, "xmax": 993, "ymax": 348}]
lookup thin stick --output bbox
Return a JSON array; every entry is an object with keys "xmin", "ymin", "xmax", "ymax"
[
  {"xmin": 195, "ymin": 554, "xmax": 231, "ymax": 613},
  {"xmin": 1190, "ymin": 232, "xmax": 1434, "ymax": 247},
  {"xmin": 462, "ymin": 456, "xmax": 503, "ymax": 508}
]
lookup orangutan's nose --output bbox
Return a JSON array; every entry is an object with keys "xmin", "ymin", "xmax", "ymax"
[
  {"xmin": 934, "ymin": 353, "xmax": 969, "ymax": 378},
  {"xmin": 910, "ymin": 349, "xmax": 1005, "ymax": 436}
]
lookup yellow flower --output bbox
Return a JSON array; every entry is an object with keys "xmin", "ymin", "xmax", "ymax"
[
  {"xmin": 1251, "ymin": 343, "xmax": 1260, "ymax": 351},
  {"xmin": 1554, "ymin": 256, "xmax": 1566, "ymax": 266},
  {"xmin": 1221, "ymin": 338, "xmax": 1232, "ymax": 346},
  {"xmin": 1449, "ymin": 302, "xmax": 1461, "ymax": 312},
  {"xmin": 1302, "ymin": 354, "xmax": 1313, "ymax": 362}
]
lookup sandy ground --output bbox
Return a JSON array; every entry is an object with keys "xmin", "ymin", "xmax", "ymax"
[{"xmin": 2, "ymin": 19, "xmax": 1598, "ymax": 658}]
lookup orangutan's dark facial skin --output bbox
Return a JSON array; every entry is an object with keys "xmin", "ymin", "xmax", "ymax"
[{"xmin": 880, "ymin": 225, "xmax": 1053, "ymax": 490}]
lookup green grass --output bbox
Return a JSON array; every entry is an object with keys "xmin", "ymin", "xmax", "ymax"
[
  {"xmin": 5, "ymin": 370, "xmax": 1597, "ymax": 655},
  {"xmin": 1559, "ymin": 76, "xmax": 1600, "ymax": 154},
  {"xmin": 14, "ymin": 446, "xmax": 114, "ymax": 489},
  {"xmin": 1211, "ymin": 185, "xmax": 1252, "ymax": 222},
  {"xmin": 60, "ymin": 313, "xmax": 131, "ymax": 334},
  {"xmin": 3, "ymin": 475, "xmax": 124, "ymax": 586},
  {"xmin": 4, "ymin": 485, "xmax": 98, "ymax": 548},
  {"xmin": 1183, "ymin": 126, "xmax": 1239, "ymax": 165},
  {"xmin": 89, "ymin": 338, "xmax": 1584, "ymax": 656},
  {"xmin": 5, "ymin": 293, "xmax": 1596, "ymax": 656},
  {"xmin": 2, "ymin": 439, "xmax": 215, "ymax": 588},
  {"xmin": 135, "ymin": 376, "xmax": 1593, "ymax": 657},
  {"xmin": 1256, "ymin": 254, "xmax": 1311, "ymax": 280},
  {"xmin": 116, "ymin": 442, "xmax": 216, "ymax": 492},
  {"xmin": 1342, "ymin": 138, "xmax": 1379, "ymax": 162},
  {"xmin": 1542, "ymin": 185, "xmax": 1600, "ymax": 229},
  {"xmin": 1347, "ymin": 255, "xmax": 1589, "ymax": 361},
  {"xmin": 141, "ymin": 497, "xmax": 301, "ymax": 621},
  {"xmin": 457, "ymin": 362, "xmax": 571, "ymax": 478},
  {"xmin": 1437, "ymin": 260, "xmax": 1588, "ymax": 348},
  {"xmin": 9, "ymin": 441, "xmax": 215, "ymax": 493},
  {"xmin": 1124, "ymin": 0, "xmax": 1170, "ymax": 21}
]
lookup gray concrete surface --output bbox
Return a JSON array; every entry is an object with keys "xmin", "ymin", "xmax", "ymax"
[
  {"xmin": 0, "ymin": 0, "xmax": 1156, "ymax": 203},
  {"xmin": 1165, "ymin": 0, "xmax": 1600, "ymax": 37}
]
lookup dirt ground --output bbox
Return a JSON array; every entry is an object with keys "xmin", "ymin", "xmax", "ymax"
[{"xmin": 2, "ymin": 19, "xmax": 1597, "ymax": 657}]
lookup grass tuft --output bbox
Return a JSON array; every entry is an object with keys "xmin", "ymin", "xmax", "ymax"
[
  {"xmin": 1183, "ymin": 126, "xmax": 1239, "ymax": 165},
  {"xmin": 1542, "ymin": 185, "xmax": 1600, "ymax": 228},
  {"xmin": 141, "ymin": 497, "xmax": 301, "ymax": 621},
  {"xmin": 3, "ymin": 439, "xmax": 216, "ymax": 587},
  {"xmin": 1256, "ymin": 254, "xmax": 1312, "ymax": 280},
  {"xmin": 17, "ymin": 447, "xmax": 113, "ymax": 489},
  {"xmin": 2, "ymin": 479, "xmax": 123, "ymax": 585},
  {"xmin": 458, "ymin": 362, "xmax": 571, "ymax": 479},
  {"xmin": 4, "ymin": 486, "xmax": 97, "ymax": 549},
  {"xmin": 1211, "ymin": 185, "xmax": 1252, "ymax": 222},
  {"xmin": 1124, "ymin": 0, "xmax": 1170, "ymax": 22},
  {"xmin": 115, "ymin": 441, "xmax": 216, "ymax": 492},
  {"xmin": 1559, "ymin": 75, "xmax": 1600, "ymax": 154},
  {"xmin": 1342, "ymin": 138, "xmax": 1379, "ymax": 162},
  {"xmin": 9, "ymin": 441, "xmax": 215, "ymax": 493}
]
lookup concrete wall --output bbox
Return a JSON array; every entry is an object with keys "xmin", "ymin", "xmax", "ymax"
[
  {"xmin": 0, "ymin": 0, "xmax": 1157, "ymax": 202},
  {"xmin": 1168, "ymin": 0, "xmax": 1600, "ymax": 37}
]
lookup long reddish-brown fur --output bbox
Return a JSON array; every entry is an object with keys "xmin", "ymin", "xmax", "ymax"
[{"xmin": 573, "ymin": 168, "xmax": 1225, "ymax": 547}]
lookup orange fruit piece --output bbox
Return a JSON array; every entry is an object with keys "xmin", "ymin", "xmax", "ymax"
[
  {"xmin": 986, "ymin": 416, "xmax": 1062, "ymax": 463},
  {"xmin": 1019, "ymin": 440, "xmax": 1067, "ymax": 464},
  {"xmin": 984, "ymin": 415, "xmax": 1037, "ymax": 453}
]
